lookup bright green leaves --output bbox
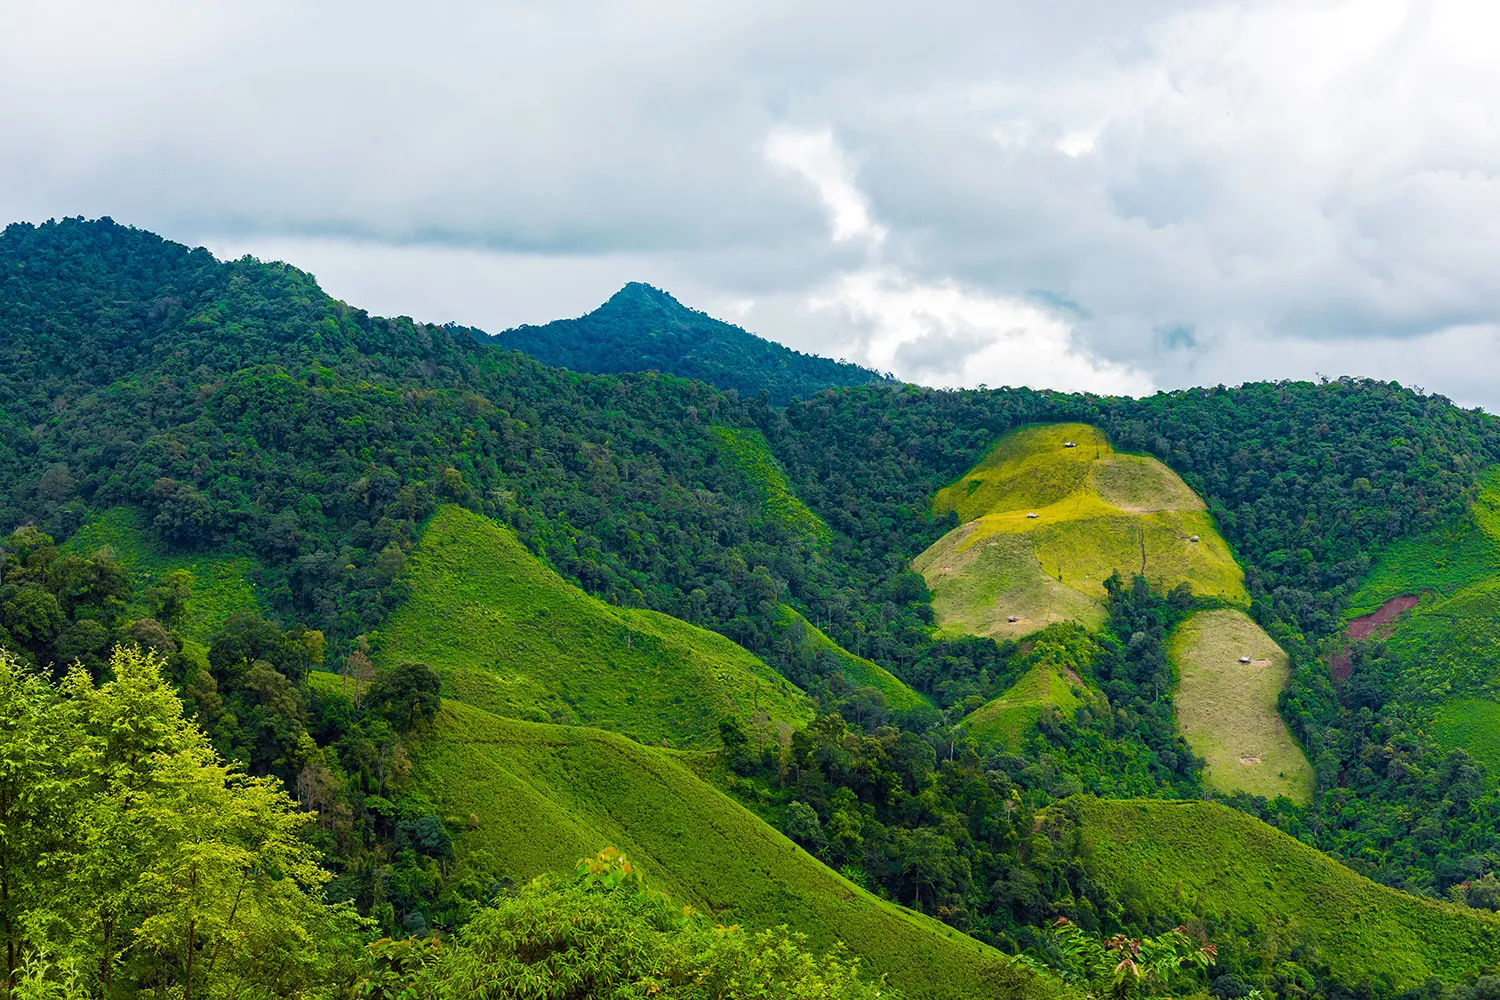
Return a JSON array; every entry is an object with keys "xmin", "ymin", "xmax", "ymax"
[{"xmin": 0, "ymin": 646, "xmax": 359, "ymax": 999}]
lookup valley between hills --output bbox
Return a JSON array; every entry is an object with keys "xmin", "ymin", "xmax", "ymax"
[{"xmin": 3, "ymin": 217, "xmax": 1500, "ymax": 999}]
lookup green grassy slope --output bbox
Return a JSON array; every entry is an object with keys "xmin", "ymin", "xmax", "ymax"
[
  {"xmin": 964, "ymin": 661, "xmax": 1085, "ymax": 747},
  {"xmin": 708, "ymin": 425, "xmax": 830, "ymax": 542},
  {"xmin": 1170, "ymin": 610, "xmax": 1313, "ymax": 803},
  {"xmin": 374, "ymin": 505, "xmax": 812, "ymax": 749},
  {"xmin": 405, "ymin": 693, "xmax": 1051, "ymax": 1000},
  {"xmin": 1348, "ymin": 467, "xmax": 1500, "ymax": 616},
  {"xmin": 1344, "ymin": 469, "xmax": 1500, "ymax": 768},
  {"xmin": 1431, "ymin": 699, "xmax": 1500, "ymax": 775},
  {"xmin": 916, "ymin": 423, "xmax": 1244, "ymax": 640},
  {"xmin": 1065, "ymin": 797, "xmax": 1500, "ymax": 988},
  {"xmin": 773, "ymin": 606, "xmax": 929, "ymax": 712},
  {"xmin": 61, "ymin": 506, "xmax": 262, "ymax": 641}
]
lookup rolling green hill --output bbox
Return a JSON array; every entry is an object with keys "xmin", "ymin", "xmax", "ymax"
[
  {"xmin": 961, "ymin": 625, "xmax": 1099, "ymax": 747},
  {"xmin": 373, "ymin": 504, "xmax": 812, "ymax": 748},
  {"xmin": 915, "ymin": 423, "xmax": 1245, "ymax": 640},
  {"xmin": 60, "ymin": 506, "xmax": 262, "ymax": 641},
  {"xmin": 401, "ymin": 691, "xmax": 1052, "ymax": 1000},
  {"xmin": 1171, "ymin": 610, "xmax": 1314, "ymax": 802},
  {"xmin": 1059, "ymin": 797, "xmax": 1500, "ymax": 988}
]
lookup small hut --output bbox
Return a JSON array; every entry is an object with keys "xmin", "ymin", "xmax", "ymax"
[
  {"xmin": 1026, "ymin": 512, "xmax": 1039, "ymax": 519},
  {"xmin": 1239, "ymin": 656, "xmax": 1252, "ymax": 664},
  {"xmin": 1063, "ymin": 441, "xmax": 1077, "ymax": 448},
  {"xmin": 1007, "ymin": 615, "xmax": 1019, "ymax": 623}
]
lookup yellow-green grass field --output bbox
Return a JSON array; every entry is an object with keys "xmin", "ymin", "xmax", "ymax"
[
  {"xmin": 373, "ymin": 505, "xmax": 812, "ymax": 749},
  {"xmin": 708, "ymin": 425, "xmax": 830, "ymax": 543},
  {"xmin": 61, "ymin": 506, "xmax": 262, "ymax": 641},
  {"xmin": 773, "ymin": 606, "xmax": 930, "ymax": 712},
  {"xmin": 964, "ymin": 661, "xmax": 1086, "ymax": 747},
  {"xmin": 915, "ymin": 528, "xmax": 1106, "ymax": 640},
  {"xmin": 1431, "ymin": 698, "xmax": 1500, "ymax": 776},
  {"xmin": 386, "ymin": 688, "xmax": 1056, "ymax": 1000},
  {"xmin": 1170, "ymin": 610, "xmax": 1313, "ymax": 803},
  {"xmin": 1064, "ymin": 797, "xmax": 1500, "ymax": 988},
  {"xmin": 916, "ymin": 422, "xmax": 1245, "ymax": 639}
]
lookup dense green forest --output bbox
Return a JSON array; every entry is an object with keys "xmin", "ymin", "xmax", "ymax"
[
  {"xmin": 482, "ymin": 280, "xmax": 894, "ymax": 404},
  {"xmin": 3, "ymin": 217, "xmax": 1500, "ymax": 1000}
]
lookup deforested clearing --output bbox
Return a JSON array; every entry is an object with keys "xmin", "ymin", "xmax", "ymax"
[
  {"xmin": 1171, "ymin": 609, "xmax": 1314, "ymax": 803},
  {"xmin": 916, "ymin": 422, "xmax": 1246, "ymax": 640}
]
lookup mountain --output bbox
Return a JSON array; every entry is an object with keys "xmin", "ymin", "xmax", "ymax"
[
  {"xmin": 481, "ymin": 281, "xmax": 894, "ymax": 403},
  {"xmin": 6, "ymin": 217, "xmax": 1500, "ymax": 1000}
]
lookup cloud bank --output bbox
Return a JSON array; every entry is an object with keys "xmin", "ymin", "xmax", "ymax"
[{"xmin": 4, "ymin": 0, "xmax": 1499, "ymax": 404}]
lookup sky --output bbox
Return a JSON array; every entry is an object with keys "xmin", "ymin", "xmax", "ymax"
[{"xmin": 4, "ymin": 0, "xmax": 1500, "ymax": 406}]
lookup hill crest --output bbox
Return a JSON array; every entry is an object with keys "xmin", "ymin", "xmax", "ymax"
[{"xmin": 484, "ymin": 281, "xmax": 893, "ymax": 403}]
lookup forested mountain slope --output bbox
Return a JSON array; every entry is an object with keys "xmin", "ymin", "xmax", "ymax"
[
  {"xmin": 483, "ymin": 281, "xmax": 893, "ymax": 404},
  {"xmin": 7, "ymin": 217, "xmax": 1500, "ymax": 999}
]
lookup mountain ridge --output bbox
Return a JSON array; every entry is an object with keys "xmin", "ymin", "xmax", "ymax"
[{"xmin": 482, "ymin": 280, "xmax": 894, "ymax": 403}]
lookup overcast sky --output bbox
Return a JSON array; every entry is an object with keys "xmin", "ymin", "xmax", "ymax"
[{"xmin": 5, "ymin": 0, "xmax": 1500, "ymax": 406}]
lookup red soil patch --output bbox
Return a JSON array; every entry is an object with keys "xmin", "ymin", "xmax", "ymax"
[{"xmin": 1328, "ymin": 595, "xmax": 1418, "ymax": 682}]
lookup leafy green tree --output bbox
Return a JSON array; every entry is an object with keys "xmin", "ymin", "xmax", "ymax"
[
  {"xmin": 366, "ymin": 661, "xmax": 441, "ymax": 732},
  {"xmin": 1016, "ymin": 918, "xmax": 1216, "ymax": 1000},
  {"xmin": 0, "ymin": 645, "xmax": 361, "ymax": 998},
  {"xmin": 365, "ymin": 847, "xmax": 895, "ymax": 999}
]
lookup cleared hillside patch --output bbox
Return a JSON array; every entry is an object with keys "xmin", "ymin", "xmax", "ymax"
[
  {"xmin": 964, "ymin": 661, "xmax": 1085, "ymax": 747},
  {"xmin": 916, "ymin": 423, "xmax": 1245, "ymax": 639},
  {"xmin": 400, "ymin": 693, "xmax": 1052, "ymax": 1000},
  {"xmin": 1060, "ymin": 797, "xmax": 1500, "ymax": 988},
  {"xmin": 1431, "ymin": 698, "xmax": 1500, "ymax": 775},
  {"xmin": 1348, "ymin": 467, "xmax": 1500, "ymax": 615},
  {"xmin": 61, "ymin": 506, "xmax": 262, "ymax": 641},
  {"xmin": 708, "ymin": 425, "xmax": 829, "ymax": 543},
  {"xmin": 375, "ymin": 505, "xmax": 812, "ymax": 748},
  {"xmin": 913, "ymin": 527, "xmax": 1105, "ymax": 640},
  {"xmin": 773, "ymin": 606, "xmax": 930, "ymax": 712},
  {"xmin": 1170, "ymin": 610, "xmax": 1313, "ymax": 803}
]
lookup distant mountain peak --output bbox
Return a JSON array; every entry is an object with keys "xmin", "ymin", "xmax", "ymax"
[{"xmin": 486, "ymin": 284, "xmax": 892, "ymax": 403}]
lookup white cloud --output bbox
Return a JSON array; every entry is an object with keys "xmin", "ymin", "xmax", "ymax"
[
  {"xmin": 764, "ymin": 128, "xmax": 887, "ymax": 245},
  {"xmin": 9, "ymin": 0, "xmax": 1500, "ymax": 405},
  {"xmin": 811, "ymin": 268, "xmax": 1152, "ymax": 394}
]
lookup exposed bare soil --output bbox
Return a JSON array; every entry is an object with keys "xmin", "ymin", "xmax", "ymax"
[{"xmin": 1329, "ymin": 595, "xmax": 1418, "ymax": 681}]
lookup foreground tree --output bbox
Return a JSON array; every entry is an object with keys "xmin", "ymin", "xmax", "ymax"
[
  {"xmin": 0, "ymin": 645, "xmax": 360, "ymax": 999},
  {"xmin": 1016, "ymin": 918, "xmax": 1217, "ymax": 1000},
  {"xmin": 356, "ymin": 847, "xmax": 895, "ymax": 1000}
]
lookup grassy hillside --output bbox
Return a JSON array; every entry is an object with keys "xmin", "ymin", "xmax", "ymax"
[
  {"xmin": 773, "ymin": 605, "xmax": 929, "ymax": 712},
  {"xmin": 400, "ymin": 691, "xmax": 1051, "ymax": 1000},
  {"xmin": 1170, "ymin": 610, "xmax": 1313, "ymax": 802},
  {"xmin": 1349, "ymin": 467, "xmax": 1500, "ymax": 615},
  {"xmin": 374, "ymin": 505, "xmax": 811, "ymax": 749},
  {"xmin": 1343, "ymin": 469, "xmax": 1500, "ymax": 768},
  {"xmin": 61, "ymin": 506, "xmax": 262, "ymax": 641},
  {"xmin": 1063, "ymin": 797, "xmax": 1500, "ymax": 988},
  {"xmin": 964, "ymin": 661, "xmax": 1085, "ymax": 747},
  {"xmin": 916, "ymin": 423, "xmax": 1245, "ymax": 640},
  {"xmin": 1431, "ymin": 699, "xmax": 1500, "ymax": 775},
  {"xmin": 709, "ymin": 425, "xmax": 830, "ymax": 543}
]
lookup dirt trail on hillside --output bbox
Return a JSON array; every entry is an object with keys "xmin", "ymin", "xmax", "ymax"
[{"xmin": 1328, "ymin": 595, "xmax": 1418, "ymax": 682}]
